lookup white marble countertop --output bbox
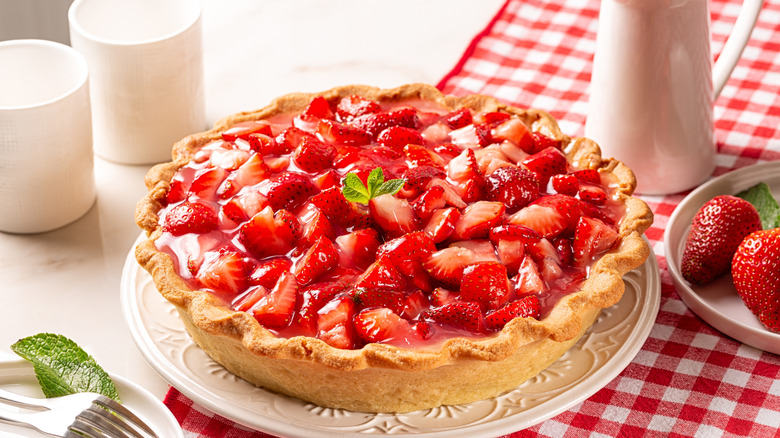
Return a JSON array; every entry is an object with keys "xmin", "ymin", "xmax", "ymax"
[{"xmin": 0, "ymin": 0, "xmax": 504, "ymax": 401}]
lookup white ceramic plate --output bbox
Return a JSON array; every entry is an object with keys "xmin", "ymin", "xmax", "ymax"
[
  {"xmin": 665, "ymin": 161, "xmax": 780, "ymax": 355},
  {"xmin": 0, "ymin": 358, "xmax": 183, "ymax": 438},
  {"xmin": 121, "ymin": 236, "xmax": 660, "ymax": 438}
]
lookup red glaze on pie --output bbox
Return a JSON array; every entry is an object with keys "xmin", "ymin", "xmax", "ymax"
[{"xmin": 136, "ymin": 84, "xmax": 653, "ymax": 412}]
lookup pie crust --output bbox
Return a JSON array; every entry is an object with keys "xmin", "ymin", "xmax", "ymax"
[{"xmin": 135, "ymin": 83, "xmax": 653, "ymax": 413}]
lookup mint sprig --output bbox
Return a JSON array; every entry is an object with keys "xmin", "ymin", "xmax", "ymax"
[
  {"xmin": 11, "ymin": 333, "xmax": 120, "ymax": 401},
  {"xmin": 737, "ymin": 182, "xmax": 780, "ymax": 230},
  {"xmin": 341, "ymin": 167, "xmax": 404, "ymax": 204}
]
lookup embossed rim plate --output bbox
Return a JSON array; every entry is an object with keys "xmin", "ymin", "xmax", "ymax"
[
  {"xmin": 665, "ymin": 161, "xmax": 780, "ymax": 355},
  {"xmin": 0, "ymin": 357, "xmax": 184, "ymax": 438},
  {"xmin": 121, "ymin": 235, "xmax": 660, "ymax": 438}
]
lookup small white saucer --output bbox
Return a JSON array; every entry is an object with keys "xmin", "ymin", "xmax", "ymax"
[{"xmin": 665, "ymin": 161, "xmax": 780, "ymax": 355}]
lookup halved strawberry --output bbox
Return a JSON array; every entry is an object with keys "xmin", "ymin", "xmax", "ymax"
[
  {"xmin": 428, "ymin": 179, "xmax": 467, "ymax": 209},
  {"xmin": 522, "ymin": 146, "xmax": 567, "ymax": 184},
  {"xmin": 513, "ymin": 255, "xmax": 547, "ymax": 294},
  {"xmin": 316, "ymin": 295, "xmax": 357, "ymax": 349},
  {"xmin": 249, "ymin": 257, "xmax": 293, "ymax": 289},
  {"xmin": 376, "ymin": 231, "xmax": 436, "ymax": 273},
  {"xmin": 335, "ymin": 228, "xmax": 381, "ymax": 270},
  {"xmin": 189, "ymin": 167, "xmax": 227, "ymax": 199},
  {"xmin": 402, "ymin": 166, "xmax": 447, "ymax": 194},
  {"xmin": 298, "ymin": 205, "xmax": 336, "ymax": 247},
  {"xmin": 424, "ymin": 246, "xmax": 479, "ymax": 287},
  {"xmin": 293, "ymin": 236, "xmax": 339, "ymax": 285},
  {"xmin": 317, "ymin": 119, "xmax": 371, "ymax": 146},
  {"xmin": 485, "ymin": 295, "xmax": 541, "ymax": 330},
  {"xmin": 377, "ymin": 126, "xmax": 424, "ymax": 152},
  {"xmin": 368, "ymin": 194, "xmax": 419, "ymax": 238},
  {"xmin": 485, "ymin": 165, "xmax": 540, "ymax": 211},
  {"xmin": 424, "ymin": 207, "xmax": 460, "ymax": 243},
  {"xmin": 449, "ymin": 240, "xmax": 499, "ymax": 263},
  {"xmin": 222, "ymin": 121, "xmax": 273, "ymax": 142},
  {"xmin": 292, "ymin": 136, "xmax": 337, "ymax": 173},
  {"xmin": 353, "ymin": 307, "xmax": 414, "ymax": 344},
  {"xmin": 496, "ymin": 239, "xmax": 525, "ymax": 275},
  {"xmin": 220, "ymin": 190, "xmax": 266, "ymax": 224},
  {"xmin": 530, "ymin": 132, "xmax": 562, "ymax": 153},
  {"xmin": 197, "ymin": 249, "xmax": 250, "ymax": 295},
  {"xmin": 264, "ymin": 172, "xmax": 319, "ymax": 212},
  {"xmin": 573, "ymin": 169, "xmax": 601, "ymax": 184},
  {"xmin": 254, "ymin": 271, "xmax": 298, "ymax": 329},
  {"xmin": 551, "ymin": 173, "xmax": 579, "ymax": 196},
  {"xmin": 412, "ymin": 185, "xmax": 447, "ymax": 220},
  {"xmin": 451, "ymin": 201, "xmax": 506, "ymax": 240},
  {"xmin": 578, "ymin": 185, "xmax": 607, "ymax": 205},
  {"xmin": 310, "ymin": 186, "xmax": 358, "ymax": 224},
  {"xmin": 404, "ymin": 144, "xmax": 444, "ymax": 170},
  {"xmin": 356, "ymin": 258, "xmax": 407, "ymax": 291},
  {"xmin": 166, "ymin": 173, "xmax": 188, "ymax": 204},
  {"xmin": 459, "ymin": 261, "xmax": 511, "ymax": 310},
  {"xmin": 490, "ymin": 118, "xmax": 534, "ymax": 153},
  {"xmin": 232, "ymin": 285, "xmax": 269, "ymax": 313},
  {"xmin": 238, "ymin": 206, "xmax": 300, "ymax": 257},
  {"xmin": 351, "ymin": 288, "xmax": 405, "ymax": 314},
  {"xmin": 163, "ymin": 201, "xmax": 219, "ymax": 236},
  {"xmin": 296, "ymin": 281, "xmax": 351, "ymax": 333},
  {"xmin": 209, "ymin": 148, "xmax": 250, "ymax": 171},
  {"xmin": 507, "ymin": 194, "xmax": 581, "ymax": 238},
  {"xmin": 275, "ymin": 126, "xmax": 318, "ymax": 155},
  {"xmin": 302, "ymin": 96, "xmax": 333, "ymax": 119},
  {"xmin": 430, "ymin": 287, "xmax": 458, "ymax": 307},
  {"xmin": 402, "ymin": 290, "xmax": 430, "ymax": 319},
  {"xmin": 350, "ymin": 107, "xmax": 420, "ymax": 139},
  {"xmin": 448, "ymin": 149, "xmax": 485, "ymax": 202},
  {"xmin": 572, "ymin": 217, "xmax": 619, "ymax": 267},
  {"xmin": 443, "ymin": 107, "xmax": 473, "ymax": 129},
  {"xmin": 247, "ymin": 132, "xmax": 281, "ymax": 155},
  {"xmin": 218, "ymin": 153, "xmax": 270, "ymax": 198},
  {"xmin": 335, "ymin": 95, "xmax": 381, "ymax": 121},
  {"xmin": 425, "ymin": 301, "xmax": 485, "ymax": 333}
]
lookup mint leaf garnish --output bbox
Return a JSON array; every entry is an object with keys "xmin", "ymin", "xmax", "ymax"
[
  {"xmin": 11, "ymin": 333, "xmax": 120, "ymax": 402},
  {"xmin": 341, "ymin": 167, "xmax": 405, "ymax": 204},
  {"xmin": 736, "ymin": 182, "xmax": 780, "ymax": 230}
]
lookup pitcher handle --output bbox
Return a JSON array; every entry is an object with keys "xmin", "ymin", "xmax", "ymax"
[{"xmin": 713, "ymin": 0, "xmax": 763, "ymax": 98}]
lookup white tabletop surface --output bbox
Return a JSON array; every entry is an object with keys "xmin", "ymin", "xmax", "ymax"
[{"xmin": 0, "ymin": 0, "xmax": 505, "ymax": 401}]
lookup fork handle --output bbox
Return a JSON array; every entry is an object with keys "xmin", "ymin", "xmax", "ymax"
[
  {"xmin": 0, "ymin": 406, "xmax": 52, "ymax": 435},
  {"xmin": 0, "ymin": 387, "xmax": 48, "ymax": 410}
]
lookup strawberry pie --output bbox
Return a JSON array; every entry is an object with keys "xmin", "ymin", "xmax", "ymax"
[{"xmin": 135, "ymin": 84, "xmax": 653, "ymax": 413}]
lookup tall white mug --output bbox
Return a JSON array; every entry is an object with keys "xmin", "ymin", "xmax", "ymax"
[
  {"xmin": 585, "ymin": 0, "xmax": 763, "ymax": 195},
  {"xmin": 0, "ymin": 39, "xmax": 95, "ymax": 234},
  {"xmin": 68, "ymin": 0, "xmax": 206, "ymax": 164}
]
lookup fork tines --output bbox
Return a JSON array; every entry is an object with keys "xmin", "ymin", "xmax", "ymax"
[{"xmin": 65, "ymin": 395, "xmax": 159, "ymax": 438}]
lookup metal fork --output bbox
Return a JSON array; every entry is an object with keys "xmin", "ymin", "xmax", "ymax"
[{"xmin": 0, "ymin": 387, "xmax": 159, "ymax": 437}]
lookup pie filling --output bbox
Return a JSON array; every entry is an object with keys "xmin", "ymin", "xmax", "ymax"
[{"xmin": 154, "ymin": 94, "xmax": 626, "ymax": 350}]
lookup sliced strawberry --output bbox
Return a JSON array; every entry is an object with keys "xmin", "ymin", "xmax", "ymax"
[
  {"xmin": 368, "ymin": 194, "xmax": 419, "ymax": 238},
  {"xmin": 356, "ymin": 258, "xmax": 407, "ymax": 291},
  {"xmin": 353, "ymin": 307, "xmax": 414, "ymax": 344},
  {"xmin": 292, "ymin": 136, "xmax": 337, "ymax": 173},
  {"xmin": 189, "ymin": 167, "xmax": 227, "ymax": 199},
  {"xmin": 166, "ymin": 173, "xmax": 188, "ymax": 204},
  {"xmin": 496, "ymin": 239, "xmax": 525, "ymax": 275},
  {"xmin": 402, "ymin": 166, "xmax": 447, "ymax": 193},
  {"xmin": 507, "ymin": 194, "xmax": 581, "ymax": 238},
  {"xmin": 254, "ymin": 271, "xmax": 298, "ymax": 329},
  {"xmin": 513, "ymin": 255, "xmax": 547, "ymax": 295},
  {"xmin": 296, "ymin": 281, "xmax": 351, "ymax": 333},
  {"xmin": 218, "ymin": 153, "xmax": 270, "ymax": 198},
  {"xmin": 377, "ymin": 125, "xmax": 424, "ymax": 152},
  {"xmin": 404, "ymin": 144, "xmax": 444, "ymax": 170},
  {"xmin": 249, "ymin": 257, "xmax": 293, "ymax": 289},
  {"xmin": 351, "ymin": 288, "xmax": 405, "ymax": 314},
  {"xmin": 443, "ymin": 107, "xmax": 473, "ymax": 129},
  {"xmin": 293, "ymin": 236, "xmax": 339, "ymax": 285},
  {"xmin": 335, "ymin": 95, "xmax": 381, "ymax": 121},
  {"xmin": 222, "ymin": 121, "xmax": 273, "ymax": 142},
  {"xmin": 376, "ymin": 231, "xmax": 436, "ymax": 277},
  {"xmin": 264, "ymin": 172, "xmax": 319, "ymax": 212},
  {"xmin": 302, "ymin": 96, "xmax": 333, "ymax": 119},
  {"xmin": 272, "ymin": 209, "xmax": 301, "ymax": 245},
  {"xmin": 490, "ymin": 118, "xmax": 534, "ymax": 153},
  {"xmin": 425, "ymin": 301, "xmax": 485, "ymax": 333},
  {"xmin": 275, "ymin": 126, "xmax": 318, "ymax": 155},
  {"xmin": 430, "ymin": 287, "xmax": 458, "ymax": 307},
  {"xmin": 449, "ymin": 240, "xmax": 499, "ymax": 263},
  {"xmin": 573, "ymin": 169, "xmax": 601, "ymax": 184},
  {"xmin": 522, "ymin": 146, "xmax": 568, "ymax": 183},
  {"xmin": 220, "ymin": 190, "xmax": 266, "ymax": 224},
  {"xmin": 247, "ymin": 133, "xmax": 281, "ymax": 155},
  {"xmin": 553, "ymin": 237, "xmax": 574, "ymax": 266},
  {"xmin": 232, "ymin": 285, "xmax": 269, "ymax": 312},
  {"xmin": 451, "ymin": 201, "xmax": 506, "ymax": 240},
  {"xmin": 238, "ymin": 206, "xmax": 299, "ymax": 257},
  {"xmin": 485, "ymin": 295, "xmax": 541, "ymax": 330},
  {"xmin": 412, "ymin": 185, "xmax": 447, "ymax": 220},
  {"xmin": 459, "ymin": 261, "xmax": 511, "ymax": 310},
  {"xmin": 429, "ymin": 179, "xmax": 467, "ymax": 209},
  {"xmin": 310, "ymin": 186, "xmax": 354, "ymax": 221},
  {"xmin": 163, "ymin": 201, "xmax": 219, "ymax": 236},
  {"xmin": 485, "ymin": 165, "xmax": 540, "ymax": 212},
  {"xmin": 402, "ymin": 290, "xmax": 430, "ymax": 319},
  {"xmin": 530, "ymin": 132, "xmax": 563, "ymax": 153},
  {"xmin": 578, "ymin": 185, "xmax": 607, "ymax": 205},
  {"xmin": 424, "ymin": 246, "xmax": 479, "ymax": 287},
  {"xmin": 433, "ymin": 142, "xmax": 462, "ymax": 159},
  {"xmin": 489, "ymin": 223, "xmax": 542, "ymax": 244},
  {"xmin": 350, "ymin": 107, "xmax": 420, "ymax": 139},
  {"xmin": 317, "ymin": 119, "xmax": 371, "ymax": 146},
  {"xmin": 197, "ymin": 249, "xmax": 250, "ymax": 295},
  {"xmin": 572, "ymin": 217, "xmax": 619, "ymax": 267},
  {"xmin": 551, "ymin": 173, "xmax": 579, "ymax": 196},
  {"xmin": 298, "ymin": 205, "xmax": 336, "ymax": 247},
  {"xmin": 209, "ymin": 148, "xmax": 250, "ymax": 171},
  {"xmin": 316, "ymin": 295, "xmax": 357, "ymax": 349},
  {"xmin": 335, "ymin": 228, "xmax": 381, "ymax": 270},
  {"xmin": 448, "ymin": 149, "xmax": 485, "ymax": 202},
  {"xmin": 424, "ymin": 207, "xmax": 460, "ymax": 243}
]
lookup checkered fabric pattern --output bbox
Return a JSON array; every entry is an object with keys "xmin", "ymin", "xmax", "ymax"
[{"xmin": 164, "ymin": 0, "xmax": 780, "ymax": 436}]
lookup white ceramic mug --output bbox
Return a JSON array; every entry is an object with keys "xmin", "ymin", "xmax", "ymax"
[
  {"xmin": 0, "ymin": 39, "xmax": 95, "ymax": 234},
  {"xmin": 68, "ymin": 0, "xmax": 206, "ymax": 164},
  {"xmin": 585, "ymin": 0, "xmax": 763, "ymax": 195}
]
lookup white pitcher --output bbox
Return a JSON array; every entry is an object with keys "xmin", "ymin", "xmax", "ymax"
[{"xmin": 585, "ymin": 0, "xmax": 763, "ymax": 195}]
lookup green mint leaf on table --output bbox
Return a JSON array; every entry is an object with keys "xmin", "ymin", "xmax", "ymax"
[
  {"xmin": 11, "ymin": 333, "xmax": 120, "ymax": 402},
  {"xmin": 341, "ymin": 167, "xmax": 404, "ymax": 204},
  {"xmin": 737, "ymin": 182, "xmax": 780, "ymax": 230}
]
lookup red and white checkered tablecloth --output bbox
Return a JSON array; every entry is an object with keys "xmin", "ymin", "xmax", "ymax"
[{"xmin": 164, "ymin": 1, "xmax": 780, "ymax": 436}]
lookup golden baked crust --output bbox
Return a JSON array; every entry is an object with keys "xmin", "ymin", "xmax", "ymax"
[{"xmin": 135, "ymin": 83, "xmax": 653, "ymax": 413}]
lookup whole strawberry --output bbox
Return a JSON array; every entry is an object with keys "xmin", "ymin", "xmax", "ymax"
[
  {"xmin": 731, "ymin": 229, "xmax": 780, "ymax": 332},
  {"xmin": 681, "ymin": 195, "xmax": 761, "ymax": 285}
]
